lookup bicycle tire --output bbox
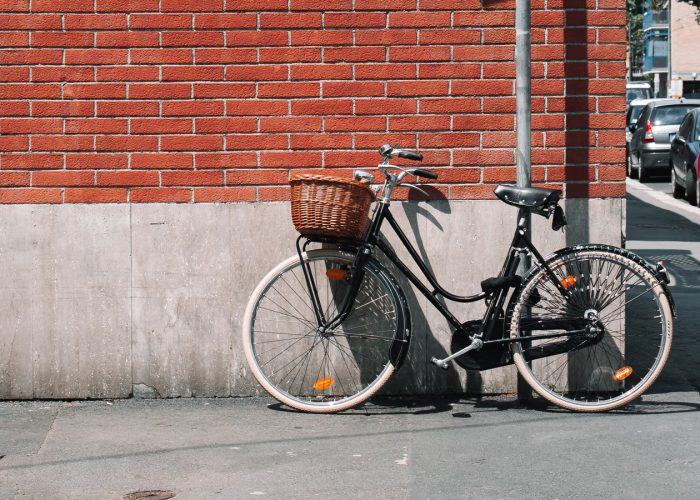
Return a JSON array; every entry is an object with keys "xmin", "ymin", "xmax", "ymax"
[
  {"xmin": 242, "ymin": 249, "xmax": 408, "ymax": 413},
  {"xmin": 508, "ymin": 247, "xmax": 673, "ymax": 412}
]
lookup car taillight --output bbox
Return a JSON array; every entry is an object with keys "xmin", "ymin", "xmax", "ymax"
[{"xmin": 643, "ymin": 119, "xmax": 654, "ymax": 143}]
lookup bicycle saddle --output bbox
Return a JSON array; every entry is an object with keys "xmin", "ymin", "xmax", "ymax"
[{"xmin": 493, "ymin": 185, "xmax": 561, "ymax": 210}]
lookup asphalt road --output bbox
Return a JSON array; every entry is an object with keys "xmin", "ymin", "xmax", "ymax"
[{"xmin": 1, "ymin": 184, "xmax": 699, "ymax": 499}]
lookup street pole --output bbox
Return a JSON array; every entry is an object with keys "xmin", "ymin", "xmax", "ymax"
[{"xmin": 515, "ymin": 0, "xmax": 532, "ymax": 401}]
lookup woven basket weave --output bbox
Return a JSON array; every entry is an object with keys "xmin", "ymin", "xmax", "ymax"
[{"xmin": 290, "ymin": 174, "xmax": 374, "ymax": 239}]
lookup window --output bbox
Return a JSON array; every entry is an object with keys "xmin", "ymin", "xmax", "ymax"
[
  {"xmin": 677, "ymin": 113, "xmax": 693, "ymax": 139},
  {"xmin": 652, "ymin": 106, "xmax": 700, "ymax": 126}
]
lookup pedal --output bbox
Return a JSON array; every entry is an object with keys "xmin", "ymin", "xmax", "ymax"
[{"xmin": 430, "ymin": 357, "xmax": 450, "ymax": 370}]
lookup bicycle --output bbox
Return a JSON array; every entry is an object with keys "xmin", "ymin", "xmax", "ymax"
[{"xmin": 242, "ymin": 145, "xmax": 675, "ymax": 413}]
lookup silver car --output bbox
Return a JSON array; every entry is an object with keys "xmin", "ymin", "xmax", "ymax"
[{"xmin": 628, "ymin": 99, "xmax": 700, "ymax": 182}]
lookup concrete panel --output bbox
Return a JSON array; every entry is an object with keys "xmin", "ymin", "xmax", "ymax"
[{"xmin": 0, "ymin": 205, "xmax": 131, "ymax": 399}]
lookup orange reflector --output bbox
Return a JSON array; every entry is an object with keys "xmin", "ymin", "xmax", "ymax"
[
  {"xmin": 326, "ymin": 269, "xmax": 347, "ymax": 281},
  {"xmin": 313, "ymin": 378, "xmax": 334, "ymax": 391},
  {"xmin": 560, "ymin": 275, "xmax": 576, "ymax": 289},
  {"xmin": 613, "ymin": 366, "xmax": 633, "ymax": 381}
]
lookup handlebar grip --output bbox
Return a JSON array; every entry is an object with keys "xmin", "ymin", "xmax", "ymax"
[
  {"xmin": 413, "ymin": 169, "xmax": 438, "ymax": 180},
  {"xmin": 397, "ymin": 150, "xmax": 423, "ymax": 161}
]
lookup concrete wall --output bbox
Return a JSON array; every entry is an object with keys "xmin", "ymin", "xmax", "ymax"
[{"xmin": 0, "ymin": 199, "xmax": 623, "ymax": 399}]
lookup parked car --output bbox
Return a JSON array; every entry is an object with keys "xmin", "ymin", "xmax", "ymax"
[
  {"xmin": 626, "ymin": 98, "xmax": 654, "ymax": 177},
  {"xmin": 626, "ymin": 81, "xmax": 652, "ymax": 104},
  {"xmin": 628, "ymin": 99, "xmax": 700, "ymax": 182},
  {"xmin": 670, "ymin": 108, "xmax": 700, "ymax": 205}
]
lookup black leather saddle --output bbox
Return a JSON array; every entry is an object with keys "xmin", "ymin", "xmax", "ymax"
[{"xmin": 493, "ymin": 185, "xmax": 561, "ymax": 210}]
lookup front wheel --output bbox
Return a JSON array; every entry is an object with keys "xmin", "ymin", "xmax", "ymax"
[
  {"xmin": 243, "ymin": 249, "xmax": 408, "ymax": 413},
  {"xmin": 671, "ymin": 166, "xmax": 685, "ymax": 199},
  {"xmin": 508, "ymin": 248, "xmax": 673, "ymax": 412}
]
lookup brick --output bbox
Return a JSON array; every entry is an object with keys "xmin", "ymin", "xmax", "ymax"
[
  {"xmin": 355, "ymin": 98, "xmax": 417, "ymax": 115},
  {"xmin": 454, "ymin": 11, "xmax": 515, "ymax": 27},
  {"xmin": 260, "ymin": 151, "xmax": 322, "ymax": 167},
  {"xmin": 64, "ymin": 83, "xmax": 126, "ymax": 99},
  {"xmin": 227, "ymin": 30, "xmax": 288, "ymax": 47},
  {"xmin": 96, "ymin": 170, "xmax": 159, "ymax": 186},
  {"xmin": 31, "ymin": 32, "xmax": 93, "ymax": 47},
  {"xmin": 421, "ymin": 63, "xmax": 480, "ymax": 80},
  {"xmin": 260, "ymin": 47, "xmax": 321, "ymax": 63},
  {"xmin": 130, "ymin": 118, "xmax": 193, "ymax": 134},
  {"xmin": 0, "ymin": 136, "xmax": 28, "ymax": 151},
  {"xmin": 32, "ymin": 136, "xmax": 93, "ymax": 151},
  {"xmin": 454, "ymin": 114, "xmax": 514, "ymax": 130},
  {"xmin": 387, "ymin": 80, "xmax": 449, "ymax": 97},
  {"xmin": 227, "ymin": 64, "xmax": 288, "ymax": 81},
  {"xmin": 97, "ymin": 101, "xmax": 159, "ymax": 117},
  {"xmin": 95, "ymin": 135, "xmax": 157, "ymax": 151},
  {"xmin": 65, "ymin": 188, "xmax": 126, "ymax": 203},
  {"xmin": 161, "ymin": 135, "xmax": 222, "ymax": 151},
  {"xmin": 325, "ymin": 116, "xmax": 386, "ymax": 132},
  {"xmin": 0, "ymin": 171, "xmax": 29, "ymax": 186},
  {"xmin": 324, "ymin": 47, "xmax": 385, "ymax": 63},
  {"xmin": 161, "ymin": 0, "xmax": 223, "ymax": 12},
  {"xmin": 0, "ymin": 0, "xmax": 28, "ymax": 12},
  {"xmin": 323, "ymin": 81, "xmax": 383, "ymax": 97},
  {"xmin": 0, "ymin": 31, "xmax": 28, "ymax": 46},
  {"xmin": 162, "ymin": 31, "xmax": 224, "ymax": 47},
  {"xmin": 0, "ymin": 83, "xmax": 60, "ymax": 99},
  {"xmin": 65, "ymin": 49, "xmax": 128, "ymax": 65},
  {"xmin": 567, "ymin": 182, "xmax": 625, "ymax": 199},
  {"xmin": 97, "ymin": 66, "xmax": 159, "ymax": 81},
  {"xmin": 227, "ymin": 134, "xmax": 288, "ymax": 150},
  {"xmin": 131, "ymin": 48, "xmax": 193, "ymax": 64},
  {"xmin": 423, "ymin": 167, "xmax": 480, "ymax": 184},
  {"xmin": 1, "ymin": 154, "xmax": 63, "ymax": 169},
  {"xmin": 260, "ymin": 12, "xmax": 321, "ymax": 28},
  {"xmin": 195, "ymin": 48, "xmax": 256, "ymax": 64},
  {"xmin": 483, "ymin": 97, "xmax": 515, "ymax": 113},
  {"xmin": 196, "ymin": 117, "xmax": 257, "ymax": 133},
  {"xmin": 33, "ymin": 0, "xmax": 93, "ymax": 12},
  {"xmin": 454, "ymin": 45, "xmax": 514, "ymax": 61},
  {"xmin": 32, "ymin": 66, "xmax": 94, "ymax": 82},
  {"xmin": 291, "ymin": 64, "xmax": 353, "ymax": 80},
  {"xmin": 64, "ymin": 118, "xmax": 127, "ymax": 134},
  {"xmin": 2, "ymin": 49, "xmax": 62, "ymax": 64},
  {"xmin": 292, "ymin": 30, "xmax": 354, "ymax": 46},
  {"xmin": 420, "ymin": 98, "xmax": 481, "ymax": 114},
  {"xmin": 95, "ymin": 0, "xmax": 159, "ymax": 12},
  {"xmin": 131, "ymin": 14, "xmax": 192, "ymax": 29},
  {"xmin": 259, "ymin": 116, "xmax": 321, "ymax": 133},
  {"xmin": 225, "ymin": 0, "xmax": 288, "ymax": 10},
  {"xmin": 0, "ymin": 188, "xmax": 61, "ymax": 203},
  {"xmin": 389, "ymin": 11, "xmax": 450, "ymax": 27},
  {"xmin": 354, "ymin": 0, "xmax": 416, "ymax": 9},
  {"xmin": 96, "ymin": 31, "xmax": 159, "ymax": 47},
  {"xmin": 483, "ymin": 167, "xmax": 516, "ymax": 183},
  {"xmin": 355, "ymin": 63, "xmax": 416, "ymax": 80},
  {"xmin": 162, "ymin": 170, "xmax": 223, "ymax": 186},
  {"xmin": 390, "ymin": 46, "xmax": 451, "ymax": 62},
  {"xmin": 420, "ymin": 29, "xmax": 480, "ymax": 45},
  {"xmin": 195, "ymin": 152, "xmax": 256, "ymax": 168},
  {"xmin": 291, "ymin": 99, "xmax": 352, "ymax": 115},
  {"xmin": 0, "ymin": 67, "xmax": 29, "ymax": 82},
  {"xmin": 66, "ymin": 154, "xmax": 128, "ymax": 170},
  {"xmin": 290, "ymin": 0, "xmax": 353, "ymax": 10},
  {"xmin": 226, "ymin": 169, "xmax": 288, "ymax": 185},
  {"xmin": 131, "ymin": 188, "xmax": 192, "ymax": 202},
  {"xmin": 0, "ymin": 118, "xmax": 63, "ymax": 135},
  {"xmin": 132, "ymin": 153, "xmax": 193, "ymax": 169},
  {"xmin": 128, "ymin": 83, "xmax": 191, "ymax": 99},
  {"xmin": 419, "ymin": 132, "xmax": 480, "ymax": 148},
  {"xmin": 389, "ymin": 115, "xmax": 449, "ymax": 131},
  {"xmin": 227, "ymin": 99, "xmax": 288, "ymax": 116},
  {"xmin": 65, "ymin": 14, "xmax": 127, "ymax": 30},
  {"xmin": 195, "ymin": 187, "xmax": 256, "ymax": 202},
  {"xmin": 453, "ymin": 149, "xmax": 513, "ymax": 165},
  {"xmin": 421, "ymin": 0, "xmax": 480, "ymax": 8},
  {"xmin": 449, "ymin": 184, "xmax": 495, "ymax": 200},
  {"xmin": 257, "ymin": 186, "xmax": 290, "ymax": 201},
  {"xmin": 483, "ymin": 28, "xmax": 515, "ymax": 44},
  {"xmin": 162, "ymin": 100, "xmax": 224, "ymax": 116},
  {"xmin": 0, "ymin": 101, "xmax": 30, "ymax": 116},
  {"xmin": 325, "ymin": 12, "xmax": 386, "ymax": 28},
  {"xmin": 195, "ymin": 13, "xmax": 256, "ymax": 29},
  {"xmin": 324, "ymin": 151, "xmax": 377, "ymax": 167},
  {"xmin": 193, "ymin": 83, "xmax": 255, "ymax": 98},
  {"xmin": 290, "ymin": 134, "xmax": 353, "ymax": 150},
  {"xmin": 452, "ymin": 80, "xmax": 514, "ymax": 97},
  {"xmin": 32, "ymin": 170, "xmax": 93, "ymax": 187},
  {"xmin": 0, "ymin": 14, "xmax": 61, "ymax": 29},
  {"xmin": 33, "ymin": 101, "xmax": 94, "ymax": 117}
]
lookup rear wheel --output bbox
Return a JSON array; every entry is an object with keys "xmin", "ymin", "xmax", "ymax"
[
  {"xmin": 638, "ymin": 156, "xmax": 650, "ymax": 183},
  {"xmin": 627, "ymin": 153, "xmax": 638, "ymax": 179},
  {"xmin": 671, "ymin": 167, "xmax": 685, "ymax": 198},
  {"xmin": 508, "ymin": 248, "xmax": 673, "ymax": 412},
  {"xmin": 686, "ymin": 168, "xmax": 698, "ymax": 206},
  {"xmin": 243, "ymin": 249, "xmax": 406, "ymax": 413}
]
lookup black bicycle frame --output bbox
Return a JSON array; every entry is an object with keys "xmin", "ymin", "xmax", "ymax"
[{"xmin": 298, "ymin": 200, "xmax": 586, "ymax": 351}]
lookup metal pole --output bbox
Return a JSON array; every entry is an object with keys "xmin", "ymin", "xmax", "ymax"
[{"xmin": 515, "ymin": 0, "xmax": 533, "ymax": 402}]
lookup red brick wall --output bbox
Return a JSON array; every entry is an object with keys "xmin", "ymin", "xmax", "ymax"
[{"xmin": 0, "ymin": 0, "xmax": 627, "ymax": 204}]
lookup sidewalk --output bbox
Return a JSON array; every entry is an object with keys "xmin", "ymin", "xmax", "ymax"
[{"xmin": 2, "ymin": 393, "xmax": 699, "ymax": 499}]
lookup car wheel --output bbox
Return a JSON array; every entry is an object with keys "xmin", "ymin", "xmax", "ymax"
[
  {"xmin": 686, "ymin": 168, "xmax": 698, "ymax": 206},
  {"xmin": 639, "ymin": 161, "xmax": 649, "ymax": 183},
  {"xmin": 672, "ymin": 166, "xmax": 685, "ymax": 198},
  {"xmin": 628, "ymin": 153, "xmax": 638, "ymax": 179}
]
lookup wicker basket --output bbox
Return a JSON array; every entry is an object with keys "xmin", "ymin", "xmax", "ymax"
[{"xmin": 290, "ymin": 174, "xmax": 374, "ymax": 239}]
